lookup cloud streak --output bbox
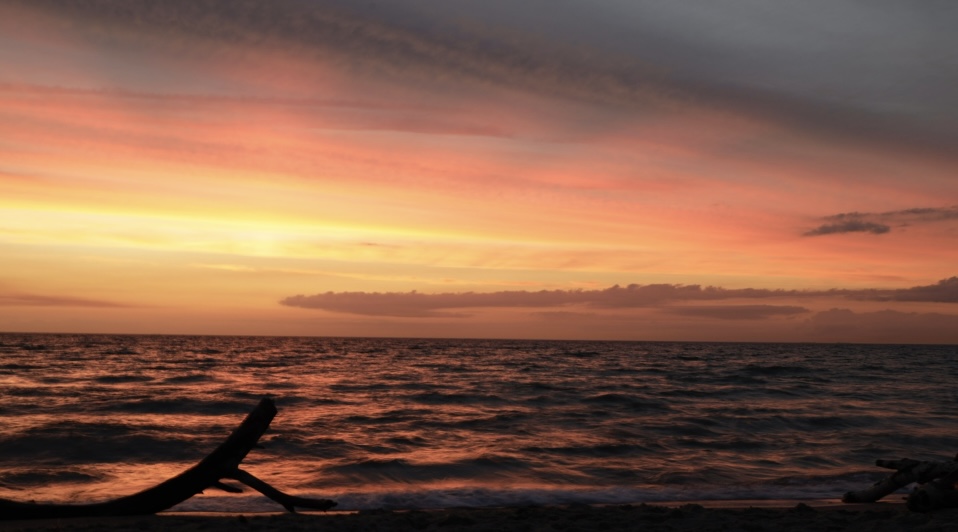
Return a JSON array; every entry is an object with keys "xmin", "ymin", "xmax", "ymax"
[
  {"xmin": 804, "ymin": 206, "xmax": 958, "ymax": 236},
  {"xmin": 0, "ymin": 292, "xmax": 131, "ymax": 308},
  {"xmin": 804, "ymin": 221, "xmax": 890, "ymax": 236},
  {"xmin": 8, "ymin": 0, "xmax": 663, "ymax": 108},
  {"xmin": 9, "ymin": 1, "xmax": 958, "ymax": 160}
]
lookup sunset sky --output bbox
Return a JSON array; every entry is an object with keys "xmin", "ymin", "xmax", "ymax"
[{"xmin": 2, "ymin": 1, "xmax": 957, "ymax": 343}]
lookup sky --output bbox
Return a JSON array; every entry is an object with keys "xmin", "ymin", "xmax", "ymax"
[{"xmin": 1, "ymin": 0, "xmax": 957, "ymax": 343}]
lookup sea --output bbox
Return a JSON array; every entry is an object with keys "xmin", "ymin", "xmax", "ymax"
[{"xmin": 1, "ymin": 333, "xmax": 957, "ymax": 512}]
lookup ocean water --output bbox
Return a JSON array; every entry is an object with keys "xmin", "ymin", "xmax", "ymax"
[{"xmin": 1, "ymin": 333, "xmax": 957, "ymax": 512}]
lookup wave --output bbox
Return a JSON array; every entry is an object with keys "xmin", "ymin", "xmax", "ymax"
[
  {"xmin": 407, "ymin": 392, "xmax": 507, "ymax": 405},
  {"xmin": 0, "ymin": 468, "xmax": 103, "ymax": 488},
  {"xmin": 168, "ymin": 472, "xmax": 892, "ymax": 512},
  {"xmin": 0, "ymin": 425, "xmax": 207, "ymax": 464},
  {"xmin": 99, "ymin": 347, "xmax": 140, "ymax": 355},
  {"xmin": 319, "ymin": 455, "xmax": 535, "ymax": 486},
  {"xmin": 342, "ymin": 408, "xmax": 433, "ymax": 425},
  {"xmin": 741, "ymin": 364, "xmax": 813, "ymax": 376},
  {"xmin": 162, "ymin": 374, "xmax": 216, "ymax": 384},
  {"xmin": 94, "ymin": 375, "xmax": 155, "ymax": 384},
  {"xmin": 523, "ymin": 442, "xmax": 656, "ymax": 457},
  {"xmin": 0, "ymin": 363, "xmax": 45, "ymax": 371},
  {"xmin": 97, "ymin": 397, "xmax": 256, "ymax": 415},
  {"xmin": 15, "ymin": 343, "xmax": 50, "ymax": 352},
  {"xmin": 582, "ymin": 393, "xmax": 671, "ymax": 411}
]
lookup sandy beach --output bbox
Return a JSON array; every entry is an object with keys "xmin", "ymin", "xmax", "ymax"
[{"xmin": 1, "ymin": 501, "xmax": 950, "ymax": 532}]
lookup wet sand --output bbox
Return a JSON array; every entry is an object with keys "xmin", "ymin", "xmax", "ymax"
[{"xmin": 0, "ymin": 500, "xmax": 949, "ymax": 532}]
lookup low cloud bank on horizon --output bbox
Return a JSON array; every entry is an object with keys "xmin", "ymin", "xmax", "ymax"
[
  {"xmin": 281, "ymin": 276, "xmax": 958, "ymax": 318},
  {"xmin": 0, "ymin": 293, "xmax": 133, "ymax": 308}
]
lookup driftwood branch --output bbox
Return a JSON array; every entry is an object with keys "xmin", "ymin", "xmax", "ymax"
[
  {"xmin": 843, "ymin": 456, "xmax": 958, "ymax": 511},
  {"xmin": 0, "ymin": 398, "xmax": 335, "ymax": 520},
  {"xmin": 228, "ymin": 469, "xmax": 338, "ymax": 513}
]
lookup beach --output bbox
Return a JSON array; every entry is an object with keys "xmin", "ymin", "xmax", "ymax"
[{"xmin": 0, "ymin": 501, "xmax": 949, "ymax": 532}]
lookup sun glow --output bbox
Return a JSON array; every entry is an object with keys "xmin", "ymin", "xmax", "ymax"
[{"xmin": 1, "ymin": 2, "xmax": 956, "ymax": 341}]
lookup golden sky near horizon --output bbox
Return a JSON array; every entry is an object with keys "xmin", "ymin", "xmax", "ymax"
[{"xmin": 2, "ymin": 1, "xmax": 958, "ymax": 342}]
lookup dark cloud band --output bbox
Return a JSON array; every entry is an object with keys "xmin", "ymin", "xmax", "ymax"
[
  {"xmin": 281, "ymin": 277, "xmax": 958, "ymax": 318},
  {"xmin": 665, "ymin": 305, "xmax": 809, "ymax": 320},
  {"xmin": 803, "ymin": 221, "xmax": 890, "ymax": 236},
  {"xmin": 804, "ymin": 206, "xmax": 958, "ymax": 236}
]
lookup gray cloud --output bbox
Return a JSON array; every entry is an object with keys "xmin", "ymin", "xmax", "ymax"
[
  {"xmin": 12, "ymin": 0, "xmax": 958, "ymax": 158},
  {"xmin": 804, "ymin": 206, "xmax": 958, "ymax": 236},
  {"xmin": 282, "ymin": 277, "xmax": 958, "ymax": 318},
  {"xmin": 280, "ymin": 284, "xmax": 805, "ymax": 317},
  {"xmin": 10, "ymin": 0, "xmax": 662, "ymax": 107},
  {"xmin": 855, "ymin": 277, "xmax": 958, "ymax": 303},
  {"xmin": 893, "ymin": 277, "xmax": 958, "ymax": 303},
  {"xmin": 804, "ymin": 221, "xmax": 891, "ymax": 236},
  {"xmin": 531, "ymin": 311, "xmax": 603, "ymax": 321},
  {"xmin": 666, "ymin": 305, "xmax": 809, "ymax": 320},
  {"xmin": 280, "ymin": 292, "xmax": 470, "ymax": 318}
]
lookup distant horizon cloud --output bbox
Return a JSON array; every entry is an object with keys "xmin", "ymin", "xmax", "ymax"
[
  {"xmin": 804, "ymin": 206, "xmax": 958, "ymax": 236},
  {"xmin": 805, "ymin": 308, "xmax": 958, "ymax": 344},
  {"xmin": 0, "ymin": 292, "xmax": 131, "ymax": 308},
  {"xmin": 280, "ymin": 277, "xmax": 958, "ymax": 318},
  {"xmin": 280, "ymin": 284, "xmax": 805, "ymax": 317},
  {"xmin": 664, "ymin": 305, "xmax": 809, "ymax": 320}
]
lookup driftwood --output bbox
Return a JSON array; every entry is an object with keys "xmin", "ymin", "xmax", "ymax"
[
  {"xmin": 843, "ymin": 457, "xmax": 958, "ymax": 512},
  {"xmin": 0, "ymin": 397, "xmax": 335, "ymax": 519}
]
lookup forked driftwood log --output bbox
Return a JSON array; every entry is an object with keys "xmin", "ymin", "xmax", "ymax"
[
  {"xmin": 843, "ymin": 457, "xmax": 958, "ymax": 512},
  {"xmin": 0, "ymin": 398, "xmax": 336, "ymax": 520}
]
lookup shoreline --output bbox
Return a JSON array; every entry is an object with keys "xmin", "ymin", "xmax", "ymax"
[{"xmin": 1, "ymin": 499, "xmax": 939, "ymax": 532}]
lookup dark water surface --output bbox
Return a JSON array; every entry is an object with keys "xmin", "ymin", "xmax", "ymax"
[{"xmin": 1, "ymin": 334, "xmax": 956, "ymax": 510}]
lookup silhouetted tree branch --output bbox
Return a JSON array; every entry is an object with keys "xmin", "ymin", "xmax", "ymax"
[
  {"xmin": 0, "ymin": 398, "xmax": 335, "ymax": 520},
  {"xmin": 844, "ymin": 457, "xmax": 958, "ymax": 511}
]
